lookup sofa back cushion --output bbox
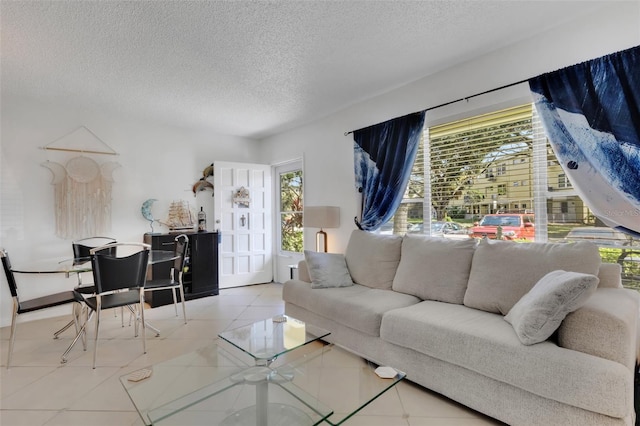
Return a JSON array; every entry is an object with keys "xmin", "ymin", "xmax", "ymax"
[
  {"xmin": 393, "ymin": 235, "xmax": 477, "ymax": 304},
  {"xmin": 345, "ymin": 230, "xmax": 402, "ymax": 290},
  {"xmin": 463, "ymin": 239, "xmax": 601, "ymax": 315}
]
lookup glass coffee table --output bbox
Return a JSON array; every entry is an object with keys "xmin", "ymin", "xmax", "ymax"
[
  {"xmin": 121, "ymin": 315, "xmax": 405, "ymax": 425},
  {"xmin": 218, "ymin": 315, "xmax": 330, "ymax": 366}
]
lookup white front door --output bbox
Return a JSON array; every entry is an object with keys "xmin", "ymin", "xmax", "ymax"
[{"xmin": 214, "ymin": 161, "xmax": 272, "ymax": 288}]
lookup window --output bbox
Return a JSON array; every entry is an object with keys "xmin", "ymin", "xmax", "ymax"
[
  {"xmin": 385, "ymin": 102, "xmax": 639, "ymax": 288},
  {"xmin": 558, "ymin": 173, "xmax": 572, "ymax": 188},
  {"xmin": 390, "ymin": 104, "xmax": 584, "ymax": 236},
  {"xmin": 277, "ymin": 164, "xmax": 303, "ymax": 253}
]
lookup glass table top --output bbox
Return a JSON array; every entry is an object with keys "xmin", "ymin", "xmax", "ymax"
[
  {"xmin": 218, "ymin": 316, "xmax": 330, "ymax": 365},
  {"xmin": 120, "ymin": 340, "xmax": 406, "ymax": 426},
  {"xmin": 10, "ymin": 250, "xmax": 178, "ymax": 274},
  {"xmin": 120, "ymin": 343, "xmax": 333, "ymax": 426}
]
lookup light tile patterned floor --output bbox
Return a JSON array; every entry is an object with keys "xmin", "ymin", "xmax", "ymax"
[{"xmin": 0, "ymin": 283, "xmax": 502, "ymax": 425}]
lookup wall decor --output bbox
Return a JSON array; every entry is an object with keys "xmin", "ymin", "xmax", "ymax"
[
  {"xmin": 141, "ymin": 198, "xmax": 158, "ymax": 232},
  {"xmin": 192, "ymin": 163, "xmax": 214, "ymax": 196},
  {"xmin": 41, "ymin": 126, "xmax": 120, "ymax": 239},
  {"xmin": 233, "ymin": 186, "xmax": 250, "ymax": 207},
  {"xmin": 192, "ymin": 178, "xmax": 214, "ymax": 195},
  {"xmin": 160, "ymin": 200, "xmax": 195, "ymax": 231}
]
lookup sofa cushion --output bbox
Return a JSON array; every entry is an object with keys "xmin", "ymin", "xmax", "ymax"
[
  {"xmin": 380, "ymin": 301, "xmax": 631, "ymax": 417},
  {"xmin": 392, "ymin": 235, "xmax": 476, "ymax": 304},
  {"xmin": 504, "ymin": 270, "xmax": 599, "ymax": 345},
  {"xmin": 345, "ymin": 230, "xmax": 402, "ymax": 290},
  {"xmin": 304, "ymin": 250, "xmax": 354, "ymax": 289},
  {"xmin": 282, "ymin": 280, "xmax": 419, "ymax": 336},
  {"xmin": 463, "ymin": 239, "xmax": 601, "ymax": 315}
]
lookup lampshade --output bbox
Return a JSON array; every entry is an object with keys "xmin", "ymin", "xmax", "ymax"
[
  {"xmin": 305, "ymin": 206, "xmax": 340, "ymax": 229},
  {"xmin": 305, "ymin": 206, "xmax": 340, "ymax": 252}
]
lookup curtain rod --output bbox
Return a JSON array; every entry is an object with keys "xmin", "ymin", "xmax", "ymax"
[{"xmin": 344, "ymin": 76, "xmax": 530, "ymax": 136}]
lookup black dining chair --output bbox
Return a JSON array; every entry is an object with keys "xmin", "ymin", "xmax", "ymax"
[
  {"xmin": 71, "ymin": 236, "xmax": 117, "ymax": 295},
  {"xmin": 1, "ymin": 248, "xmax": 84, "ymax": 369},
  {"xmin": 62, "ymin": 242, "xmax": 150, "ymax": 369},
  {"xmin": 144, "ymin": 234, "xmax": 189, "ymax": 324}
]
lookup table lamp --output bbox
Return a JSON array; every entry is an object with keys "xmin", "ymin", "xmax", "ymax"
[{"xmin": 305, "ymin": 206, "xmax": 340, "ymax": 252}]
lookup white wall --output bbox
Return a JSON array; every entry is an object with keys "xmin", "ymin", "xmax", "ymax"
[
  {"xmin": 259, "ymin": 3, "xmax": 640, "ymax": 276},
  {"xmin": 0, "ymin": 94, "xmax": 260, "ymax": 326}
]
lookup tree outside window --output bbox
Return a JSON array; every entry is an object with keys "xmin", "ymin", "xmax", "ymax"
[{"xmin": 279, "ymin": 170, "xmax": 303, "ymax": 252}]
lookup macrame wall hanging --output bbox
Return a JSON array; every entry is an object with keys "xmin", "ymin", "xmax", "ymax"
[{"xmin": 41, "ymin": 126, "xmax": 121, "ymax": 240}]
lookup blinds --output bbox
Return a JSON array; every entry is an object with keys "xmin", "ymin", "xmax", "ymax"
[
  {"xmin": 395, "ymin": 103, "xmax": 584, "ymax": 241},
  {"xmin": 426, "ymin": 104, "xmax": 536, "ymax": 221}
]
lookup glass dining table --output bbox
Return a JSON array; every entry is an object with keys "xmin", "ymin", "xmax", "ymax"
[
  {"xmin": 10, "ymin": 250, "xmax": 179, "ymax": 275},
  {"xmin": 10, "ymin": 250, "xmax": 179, "ymax": 363}
]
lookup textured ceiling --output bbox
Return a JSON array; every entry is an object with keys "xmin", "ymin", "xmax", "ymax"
[{"xmin": 1, "ymin": 1, "xmax": 613, "ymax": 139}]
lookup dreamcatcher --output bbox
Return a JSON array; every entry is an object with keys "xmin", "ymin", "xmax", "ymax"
[{"xmin": 41, "ymin": 127, "xmax": 120, "ymax": 239}]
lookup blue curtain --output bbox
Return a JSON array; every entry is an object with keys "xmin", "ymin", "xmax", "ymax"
[
  {"xmin": 353, "ymin": 111, "xmax": 425, "ymax": 231},
  {"xmin": 530, "ymin": 46, "xmax": 640, "ymax": 237}
]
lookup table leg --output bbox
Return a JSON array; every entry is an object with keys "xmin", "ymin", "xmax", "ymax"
[{"xmin": 256, "ymin": 379, "xmax": 268, "ymax": 426}]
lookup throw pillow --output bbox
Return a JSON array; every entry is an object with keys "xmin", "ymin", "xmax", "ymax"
[
  {"xmin": 504, "ymin": 270, "xmax": 599, "ymax": 345},
  {"xmin": 392, "ymin": 235, "xmax": 477, "ymax": 304},
  {"xmin": 304, "ymin": 250, "xmax": 354, "ymax": 289},
  {"xmin": 345, "ymin": 230, "xmax": 403, "ymax": 290},
  {"xmin": 463, "ymin": 239, "xmax": 601, "ymax": 315}
]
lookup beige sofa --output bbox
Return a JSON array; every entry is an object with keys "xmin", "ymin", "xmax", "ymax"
[{"xmin": 283, "ymin": 230, "xmax": 640, "ymax": 426}]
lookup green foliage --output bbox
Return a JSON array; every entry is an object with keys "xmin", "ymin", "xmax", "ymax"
[
  {"xmin": 280, "ymin": 170, "xmax": 304, "ymax": 253},
  {"xmin": 600, "ymin": 248, "xmax": 640, "ymax": 290}
]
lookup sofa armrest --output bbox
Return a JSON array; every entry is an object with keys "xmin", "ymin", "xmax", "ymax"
[
  {"xmin": 557, "ymin": 288, "xmax": 640, "ymax": 371},
  {"xmin": 297, "ymin": 260, "xmax": 311, "ymax": 283}
]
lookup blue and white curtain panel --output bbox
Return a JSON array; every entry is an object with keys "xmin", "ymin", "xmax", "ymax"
[
  {"xmin": 353, "ymin": 111, "xmax": 425, "ymax": 231},
  {"xmin": 530, "ymin": 45, "xmax": 640, "ymax": 236}
]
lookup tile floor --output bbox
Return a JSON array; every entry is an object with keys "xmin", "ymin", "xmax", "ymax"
[{"xmin": 1, "ymin": 283, "xmax": 502, "ymax": 426}]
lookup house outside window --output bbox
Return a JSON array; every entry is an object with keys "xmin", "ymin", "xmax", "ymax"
[{"xmin": 558, "ymin": 173, "xmax": 572, "ymax": 188}]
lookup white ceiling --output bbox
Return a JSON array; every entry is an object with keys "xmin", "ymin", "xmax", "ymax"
[{"xmin": 1, "ymin": 1, "xmax": 613, "ymax": 139}]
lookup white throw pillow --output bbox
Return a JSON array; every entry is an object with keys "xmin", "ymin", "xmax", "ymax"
[
  {"xmin": 304, "ymin": 250, "xmax": 354, "ymax": 289},
  {"xmin": 504, "ymin": 270, "xmax": 599, "ymax": 345}
]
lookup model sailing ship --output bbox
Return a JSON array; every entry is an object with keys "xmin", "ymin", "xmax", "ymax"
[{"xmin": 161, "ymin": 200, "xmax": 195, "ymax": 231}]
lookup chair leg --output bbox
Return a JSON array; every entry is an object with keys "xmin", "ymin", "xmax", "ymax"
[
  {"xmin": 6, "ymin": 303, "xmax": 18, "ymax": 369},
  {"xmin": 92, "ymin": 306, "xmax": 101, "ymax": 369},
  {"xmin": 139, "ymin": 291, "xmax": 146, "ymax": 355},
  {"xmin": 179, "ymin": 285, "xmax": 187, "ymax": 324},
  {"xmin": 54, "ymin": 301, "xmax": 83, "ymax": 339},
  {"xmin": 172, "ymin": 288, "xmax": 178, "ymax": 317},
  {"xmin": 61, "ymin": 309, "xmax": 93, "ymax": 364},
  {"xmin": 53, "ymin": 319, "xmax": 75, "ymax": 339}
]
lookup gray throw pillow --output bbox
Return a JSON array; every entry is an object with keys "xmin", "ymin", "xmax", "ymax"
[
  {"xmin": 304, "ymin": 250, "xmax": 354, "ymax": 289},
  {"xmin": 504, "ymin": 270, "xmax": 599, "ymax": 345}
]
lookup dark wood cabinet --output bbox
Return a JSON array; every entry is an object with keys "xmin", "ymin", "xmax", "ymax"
[{"xmin": 143, "ymin": 231, "xmax": 219, "ymax": 308}]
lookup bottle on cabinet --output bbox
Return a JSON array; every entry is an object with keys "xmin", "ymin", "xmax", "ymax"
[{"xmin": 198, "ymin": 207, "xmax": 207, "ymax": 232}]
